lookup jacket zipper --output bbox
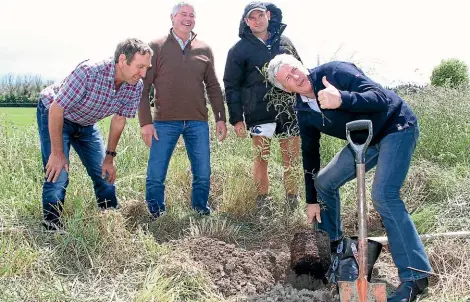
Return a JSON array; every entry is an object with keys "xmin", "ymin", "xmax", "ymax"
[
  {"xmin": 181, "ymin": 34, "xmax": 196, "ymax": 62},
  {"xmin": 320, "ymin": 111, "xmax": 332, "ymax": 126}
]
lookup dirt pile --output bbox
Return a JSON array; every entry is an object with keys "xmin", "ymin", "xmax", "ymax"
[
  {"xmin": 172, "ymin": 237, "xmax": 288, "ymax": 297},
  {"xmin": 172, "ymin": 237, "xmax": 338, "ymax": 301}
]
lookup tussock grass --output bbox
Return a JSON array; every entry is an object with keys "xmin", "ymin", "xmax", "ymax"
[
  {"xmin": 0, "ymin": 230, "xmax": 38, "ymax": 277},
  {"xmin": 406, "ymin": 86, "xmax": 470, "ymax": 167},
  {"xmin": 187, "ymin": 216, "xmax": 242, "ymax": 244},
  {"xmin": 426, "ymin": 238, "xmax": 470, "ymax": 301},
  {"xmin": 136, "ymin": 251, "xmax": 222, "ymax": 302}
]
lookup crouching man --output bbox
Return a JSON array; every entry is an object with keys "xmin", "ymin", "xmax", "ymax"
[
  {"xmin": 37, "ymin": 38, "xmax": 152, "ymax": 230},
  {"xmin": 266, "ymin": 54, "xmax": 431, "ymax": 302}
]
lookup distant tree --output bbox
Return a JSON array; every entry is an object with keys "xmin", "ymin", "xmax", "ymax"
[
  {"xmin": 1, "ymin": 74, "xmax": 16, "ymax": 96},
  {"xmin": 431, "ymin": 58, "xmax": 469, "ymax": 88},
  {"xmin": 0, "ymin": 73, "xmax": 52, "ymax": 104}
]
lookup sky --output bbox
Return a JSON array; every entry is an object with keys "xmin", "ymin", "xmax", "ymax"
[{"xmin": 1, "ymin": 0, "xmax": 469, "ymax": 87}]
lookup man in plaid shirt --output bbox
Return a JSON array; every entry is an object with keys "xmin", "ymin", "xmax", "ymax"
[{"xmin": 37, "ymin": 38, "xmax": 152, "ymax": 230}]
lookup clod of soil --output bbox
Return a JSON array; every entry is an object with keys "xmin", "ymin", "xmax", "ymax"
[
  {"xmin": 171, "ymin": 236, "xmax": 334, "ymax": 300},
  {"xmin": 290, "ymin": 228, "xmax": 331, "ymax": 279}
]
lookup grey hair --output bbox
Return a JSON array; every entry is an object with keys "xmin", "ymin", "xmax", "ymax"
[
  {"xmin": 114, "ymin": 38, "xmax": 153, "ymax": 65},
  {"xmin": 267, "ymin": 54, "xmax": 305, "ymax": 91},
  {"xmin": 171, "ymin": 2, "xmax": 196, "ymax": 17}
]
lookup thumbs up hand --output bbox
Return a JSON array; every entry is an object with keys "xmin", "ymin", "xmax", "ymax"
[{"xmin": 317, "ymin": 76, "xmax": 342, "ymax": 109}]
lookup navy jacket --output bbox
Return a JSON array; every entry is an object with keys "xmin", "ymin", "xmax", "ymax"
[
  {"xmin": 223, "ymin": 3, "xmax": 300, "ymax": 128},
  {"xmin": 298, "ymin": 61, "xmax": 417, "ymax": 204}
]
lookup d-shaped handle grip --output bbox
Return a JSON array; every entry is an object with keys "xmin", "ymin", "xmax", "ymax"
[{"xmin": 346, "ymin": 120, "xmax": 373, "ymax": 164}]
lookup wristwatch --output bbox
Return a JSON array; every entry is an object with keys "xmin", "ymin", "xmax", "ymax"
[{"xmin": 106, "ymin": 150, "xmax": 117, "ymax": 157}]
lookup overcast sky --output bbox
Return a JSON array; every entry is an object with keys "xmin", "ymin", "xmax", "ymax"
[{"xmin": 1, "ymin": 0, "xmax": 469, "ymax": 86}]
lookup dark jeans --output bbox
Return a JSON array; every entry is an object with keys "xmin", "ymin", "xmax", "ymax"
[{"xmin": 145, "ymin": 120, "xmax": 211, "ymax": 215}]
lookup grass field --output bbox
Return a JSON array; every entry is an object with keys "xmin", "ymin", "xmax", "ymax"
[
  {"xmin": 0, "ymin": 107, "xmax": 36, "ymax": 127},
  {"xmin": 0, "ymin": 86, "xmax": 469, "ymax": 301},
  {"xmin": 0, "ymin": 107, "xmax": 115, "ymax": 129}
]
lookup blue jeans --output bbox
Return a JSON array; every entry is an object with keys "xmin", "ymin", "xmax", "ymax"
[
  {"xmin": 145, "ymin": 120, "xmax": 211, "ymax": 215},
  {"xmin": 37, "ymin": 101, "xmax": 117, "ymax": 223},
  {"xmin": 315, "ymin": 125, "xmax": 432, "ymax": 281}
]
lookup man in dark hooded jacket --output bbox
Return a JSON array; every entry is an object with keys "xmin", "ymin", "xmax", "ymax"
[{"xmin": 223, "ymin": 2, "xmax": 301, "ymax": 211}]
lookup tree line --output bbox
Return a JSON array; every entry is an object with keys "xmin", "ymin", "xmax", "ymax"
[
  {"xmin": 0, "ymin": 74, "xmax": 53, "ymax": 107},
  {"xmin": 1, "ymin": 58, "xmax": 467, "ymax": 108}
]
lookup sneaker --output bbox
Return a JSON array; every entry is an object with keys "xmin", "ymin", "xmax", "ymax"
[
  {"xmin": 285, "ymin": 194, "xmax": 300, "ymax": 211},
  {"xmin": 387, "ymin": 277, "xmax": 428, "ymax": 302}
]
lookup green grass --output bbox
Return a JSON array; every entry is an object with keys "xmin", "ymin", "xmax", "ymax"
[
  {"xmin": 0, "ymin": 86, "xmax": 469, "ymax": 301},
  {"xmin": 0, "ymin": 107, "xmax": 115, "ymax": 130},
  {"xmin": 0, "ymin": 107, "xmax": 36, "ymax": 127}
]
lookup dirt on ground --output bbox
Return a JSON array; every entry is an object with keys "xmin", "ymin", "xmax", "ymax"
[{"xmin": 172, "ymin": 236, "xmax": 339, "ymax": 301}]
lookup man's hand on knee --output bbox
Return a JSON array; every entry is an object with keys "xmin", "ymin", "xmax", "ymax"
[{"xmin": 45, "ymin": 152, "xmax": 69, "ymax": 183}]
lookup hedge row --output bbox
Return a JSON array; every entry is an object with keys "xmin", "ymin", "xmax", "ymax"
[
  {"xmin": 0, "ymin": 103, "xmax": 38, "ymax": 107},
  {"xmin": 0, "ymin": 95, "xmax": 37, "ymax": 104}
]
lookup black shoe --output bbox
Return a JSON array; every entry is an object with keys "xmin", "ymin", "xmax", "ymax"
[
  {"xmin": 98, "ymin": 200, "xmax": 119, "ymax": 210},
  {"xmin": 149, "ymin": 210, "xmax": 166, "ymax": 221},
  {"xmin": 195, "ymin": 209, "xmax": 211, "ymax": 216},
  {"xmin": 42, "ymin": 220, "xmax": 64, "ymax": 231},
  {"xmin": 387, "ymin": 277, "xmax": 428, "ymax": 302}
]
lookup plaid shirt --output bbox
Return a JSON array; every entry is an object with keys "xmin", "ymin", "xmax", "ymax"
[{"xmin": 40, "ymin": 58, "xmax": 143, "ymax": 126}]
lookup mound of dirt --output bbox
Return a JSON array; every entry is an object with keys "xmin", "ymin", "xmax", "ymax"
[
  {"xmin": 171, "ymin": 236, "xmax": 336, "ymax": 301},
  {"xmin": 172, "ymin": 237, "xmax": 287, "ymax": 297}
]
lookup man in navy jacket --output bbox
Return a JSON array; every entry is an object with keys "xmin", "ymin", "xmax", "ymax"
[
  {"xmin": 267, "ymin": 54, "xmax": 431, "ymax": 302},
  {"xmin": 224, "ymin": 2, "xmax": 302, "ymax": 211}
]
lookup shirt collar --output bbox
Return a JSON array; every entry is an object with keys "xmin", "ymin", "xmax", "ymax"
[
  {"xmin": 256, "ymin": 31, "xmax": 272, "ymax": 45},
  {"xmin": 171, "ymin": 29, "xmax": 192, "ymax": 46},
  {"xmin": 105, "ymin": 58, "xmax": 132, "ymax": 90}
]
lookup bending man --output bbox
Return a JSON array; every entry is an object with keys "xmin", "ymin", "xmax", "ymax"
[{"xmin": 267, "ymin": 54, "xmax": 431, "ymax": 302}]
